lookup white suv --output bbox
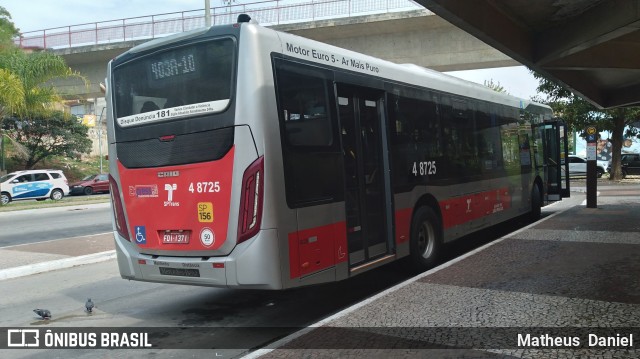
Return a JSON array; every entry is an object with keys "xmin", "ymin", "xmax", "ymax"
[{"xmin": 0, "ymin": 169, "xmax": 70, "ymax": 205}]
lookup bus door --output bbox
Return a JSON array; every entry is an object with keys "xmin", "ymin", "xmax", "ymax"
[
  {"xmin": 533, "ymin": 120, "xmax": 570, "ymax": 200},
  {"xmin": 336, "ymin": 84, "xmax": 394, "ymax": 269}
]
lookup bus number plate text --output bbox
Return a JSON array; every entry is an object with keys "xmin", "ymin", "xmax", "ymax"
[
  {"xmin": 163, "ymin": 231, "xmax": 190, "ymax": 244},
  {"xmin": 412, "ymin": 161, "xmax": 437, "ymax": 176}
]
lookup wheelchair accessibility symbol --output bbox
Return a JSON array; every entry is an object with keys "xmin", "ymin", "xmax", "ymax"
[{"xmin": 135, "ymin": 226, "xmax": 146, "ymax": 244}]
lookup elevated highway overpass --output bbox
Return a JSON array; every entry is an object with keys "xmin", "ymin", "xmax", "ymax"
[{"xmin": 17, "ymin": 0, "xmax": 516, "ymax": 101}]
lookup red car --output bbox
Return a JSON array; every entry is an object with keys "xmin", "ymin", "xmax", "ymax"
[{"xmin": 69, "ymin": 174, "xmax": 110, "ymax": 195}]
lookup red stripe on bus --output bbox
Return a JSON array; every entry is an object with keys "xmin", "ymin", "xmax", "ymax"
[
  {"xmin": 439, "ymin": 187, "xmax": 511, "ymax": 229},
  {"xmin": 288, "ymin": 187, "xmax": 511, "ymax": 279},
  {"xmin": 288, "ymin": 222, "xmax": 347, "ymax": 279},
  {"xmin": 394, "ymin": 208, "xmax": 412, "ymax": 244}
]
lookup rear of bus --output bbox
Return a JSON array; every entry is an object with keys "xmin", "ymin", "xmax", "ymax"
[{"xmin": 106, "ymin": 22, "xmax": 284, "ymax": 289}]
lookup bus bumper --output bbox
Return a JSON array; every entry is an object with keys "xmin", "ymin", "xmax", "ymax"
[{"xmin": 114, "ymin": 229, "xmax": 283, "ymax": 289}]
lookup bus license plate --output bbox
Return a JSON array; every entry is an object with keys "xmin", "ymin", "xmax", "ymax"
[
  {"xmin": 163, "ymin": 231, "xmax": 190, "ymax": 244},
  {"xmin": 159, "ymin": 267, "xmax": 200, "ymax": 277}
]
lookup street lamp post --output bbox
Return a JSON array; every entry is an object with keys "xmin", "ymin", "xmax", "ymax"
[
  {"xmin": 0, "ymin": 132, "xmax": 4, "ymax": 174},
  {"xmin": 205, "ymin": 0, "xmax": 211, "ymax": 27}
]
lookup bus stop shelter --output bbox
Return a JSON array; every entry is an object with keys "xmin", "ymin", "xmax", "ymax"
[{"xmin": 417, "ymin": 0, "xmax": 640, "ymax": 109}]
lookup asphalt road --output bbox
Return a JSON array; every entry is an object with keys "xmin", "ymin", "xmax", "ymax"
[
  {"xmin": 0, "ymin": 192, "xmax": 581, "ymax": 358},
  {"xmin": 0, "ymin": 255, "xmax": 418, "ymax": 358},
  {"xmin": 0, "ymin": 210, "xmax": 550, "ymax": 358},
  {"xmin": 0, "ymin": 203, "xmax": 112, "ymax": 247}
]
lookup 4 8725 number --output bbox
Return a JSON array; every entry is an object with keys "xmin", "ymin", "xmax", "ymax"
[
  {"xmin": 412, "ymin": 161, "xmax": 437, "ymax": 176},
  {"xmin": 188, "ymin": 181, "xmax": 221, "ymax": 193}
]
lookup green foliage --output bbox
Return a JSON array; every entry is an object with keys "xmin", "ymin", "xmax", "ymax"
[
  {"xmin": 0, "ymin": 50, "xmax": 87, "ymax": 119},
  {"xmin": 0, "ymin": 8, "xmax": 89, "ymax": 171},
  {"xmin": 47, "ymin": 156, "xmax": 108, "ymax": 183},
  {"xmin": 532, "ymin": 72, "xmax": 640, "ymax": 180},
  {"xmin": 0, "ymin": 68, "xmax": 24, "ymax": 117},
  {"xmin": 0, "ymin": 6, "xmax": 19, "ymax": 52},
  {"xmin": 3, "ymin": 154, "xmax": 108, "ymax": 183},
  {"xmin": 3, "ymin": 111, "xmax": 92, "ymax": 169},
  {"xmin": 532, "ymin": 73, "xmax": 640, "ymax": 134},
  {"xmin": 0, "ymin": 8, "xmax": 23, "ymax": 119},
  {"xmin": 483, "ymin": 79, "xmax": 507, "ymax": 94}
]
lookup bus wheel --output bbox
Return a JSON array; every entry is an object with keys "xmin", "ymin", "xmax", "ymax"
[
  {"xmin": 408, "ymin": 206, "xmax": 442, "ymax": 271},
  {"xmin": 530, "ymin": 184, "xmax": 542, "ymax": 222}
]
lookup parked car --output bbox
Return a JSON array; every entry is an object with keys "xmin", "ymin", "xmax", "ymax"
[
  {"xmin": 608, "ymin": 153, "xmax": 640, "ymax": 178},
  {"xmin": 567, "ymin": 155, "xmax": 607, "ymax": 178},
  {"xmin": 69, "ymin": 174, "xmax": 110, "ymax": 195},
  {"xmin": 0, "ymin": 169, "xmax": 70, "ymax": 205},
  {"xmin": 597, "ymin": 159, "xmax": 609, "ymax": 176}
]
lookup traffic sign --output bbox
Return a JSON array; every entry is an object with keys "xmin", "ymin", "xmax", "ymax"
[
  {"xmin": 586, "ymin": 126, "xmax": 598, "ymax": 143},
  {"xmin": 586, "ymin": 143, "xmax": 597, "ymax": 160}
]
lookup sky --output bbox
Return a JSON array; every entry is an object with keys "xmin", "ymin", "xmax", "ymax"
[
  {"xmin": 11, "ymin": 1, "xmax": 630, "ymax": 156},
  {"xmin": 3, "ymin": 0, "xmax": 543, "ymax": 100},
  {"xmin": 2, "ymin": 0, "xmax": 206, "ymax": 32}
]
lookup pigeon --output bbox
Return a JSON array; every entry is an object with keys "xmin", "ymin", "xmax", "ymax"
[
  {"xmin": 85, "ymin": 298, "xmax": 94, "ymax": 313},
  {"xmin": 33, "ymin": 309, "xmax": 51, "ymax": 320}
]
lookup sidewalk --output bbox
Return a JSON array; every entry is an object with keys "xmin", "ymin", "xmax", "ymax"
[
  {"xmin": 248, "ymin": 183, "xmax": 640, "ymax": 358},
  {"xmin": 2, "ymin": 183, "xmax": 638, "ymax": 356},
  {"xmin": 0, "ymin": 233, "xmax": 115, "ymax": 281}
]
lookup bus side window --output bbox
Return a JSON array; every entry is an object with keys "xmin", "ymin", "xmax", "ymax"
[
  {"xmin": 388, "ymin": 92, "xmax": 439, "ymax": 191},
  {"xmin": 278, "ymin": 76, "xmax": 332, "ymax": 147},
  {"xmin": 475, "ymin": 102, "xmax": 504, "ymax": 174},
  {"xmin": 274, "ymin": 58, "xmax": 343, "ymax": 207}
]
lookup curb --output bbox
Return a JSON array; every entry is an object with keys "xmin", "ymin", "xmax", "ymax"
[
  {"xmin": 0, "ymin": 250, "xmax": 116, "ymax": 281},
  {"xmin": 240, "ymin": 202, "xmax": 578, "ymax": 359}
]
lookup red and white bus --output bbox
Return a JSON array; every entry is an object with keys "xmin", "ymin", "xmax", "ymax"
[{"xmin": 106, "ymin": 15, "xmax": 568, "ymax": 289}]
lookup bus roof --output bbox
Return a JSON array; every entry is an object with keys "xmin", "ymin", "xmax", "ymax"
[
  {"xmin": 117, "ymin": 20, "xmax": 551, "ymax": 115},
  {"xmin": 270, "ymin": 24, "xmax": 550, "ymax": 113}
]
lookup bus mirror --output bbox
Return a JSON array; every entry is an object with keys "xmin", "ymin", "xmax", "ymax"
[{"xmin": 237, "ymin": 14, "xmax": 251, "ymax": 23}]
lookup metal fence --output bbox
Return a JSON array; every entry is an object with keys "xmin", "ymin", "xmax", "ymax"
[{"xmin": 16, "ymin": 0, "xmax": 424, "ymax": 49}]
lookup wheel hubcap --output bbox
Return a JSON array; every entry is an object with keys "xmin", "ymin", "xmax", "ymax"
[{"xmin": 418, "ymin": 220, "xmax": 435, "ymax": 259}]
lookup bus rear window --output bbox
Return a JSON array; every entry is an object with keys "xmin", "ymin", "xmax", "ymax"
[{"xmin": 112, "ymin": 38, "xmax": 235, "ymax": 127}]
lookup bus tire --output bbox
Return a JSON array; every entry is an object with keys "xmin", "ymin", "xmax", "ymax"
[
  {"xmin": 530, "ymin": 184, "xmax": 542, "ymax": 222},
  {"xmin": 408, "ymin": 206, "xmax": 442, "ymax": 271}
]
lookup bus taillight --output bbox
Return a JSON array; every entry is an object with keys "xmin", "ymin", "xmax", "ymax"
[
  {"xmin": 109, "ymin": 175, "xmax": 131, "ymax": 241},
  {"xmin": 238, "ymin": 156, "xmax": 264, "ymax": 244}
]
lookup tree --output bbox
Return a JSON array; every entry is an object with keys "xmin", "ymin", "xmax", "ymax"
[
  {"xmin": 0, "ymin": 7, "xmax": 23, "ymax": 120},
  {"xmin": 0, "ymin": 7, "xmax": 22, "ymax": 173},
  {"xmin": 533, "ymin": 73, "xmax": 640, "ymax": 180},
  {"xmin": 0, "ymin": 6, "xmax": 19, "ymax": 52},
  {"xmin": 3, "ymin": 111, "xmax": 92, "ymax": 169},
  {"xmin": 0, "ymin": 70, "xmax": 28, "ymax": 168},
  {"xmin": 0, "ymin": 49, "xmax": 86, "ymax": 119},
  {"xmin": 0, "ymin": 68, "xmax": 24, "ymax": 117},
  {"xmin": 0, "ymin": 7, "xmax": 88, "ymax": 171},
  {"xmin": 483, "ymin": 79, "xmax": 507, "ymax": 94}
]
